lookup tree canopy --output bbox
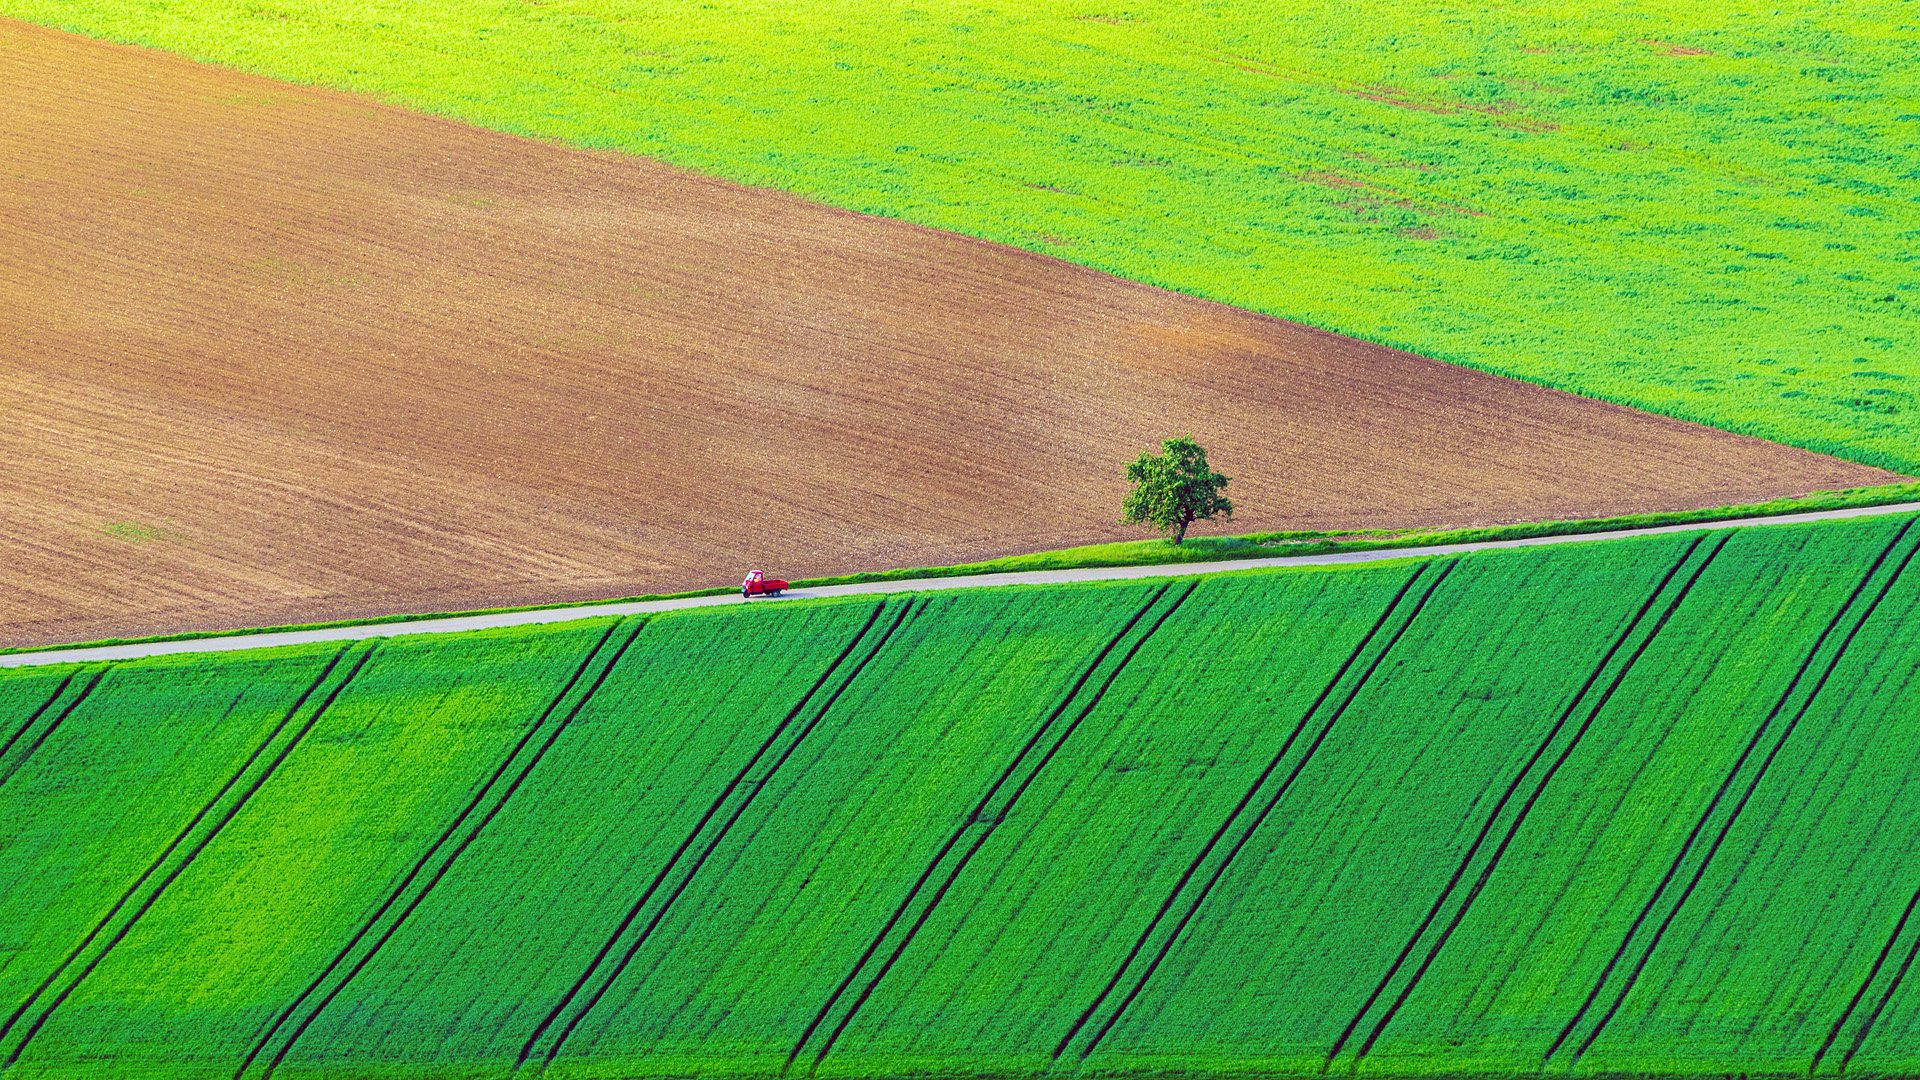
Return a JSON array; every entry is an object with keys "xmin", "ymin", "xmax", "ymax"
[{"xmin": 1120, "ymin": 436, "xmax": 1232, "ymax": 545}]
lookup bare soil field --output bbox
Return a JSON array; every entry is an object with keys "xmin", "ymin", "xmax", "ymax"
[{"xmin": 0, "ymin": 22, "xmax": 1896, "ymax": 647}]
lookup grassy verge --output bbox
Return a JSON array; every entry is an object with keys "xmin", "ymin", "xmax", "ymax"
[
  {"xmin": 8, "ymin": 482, "xmax": 1919, "ymax": 658},
  {"xmin": 804, "ymin": 482, "xmax": 1920, "ymax": 583}
]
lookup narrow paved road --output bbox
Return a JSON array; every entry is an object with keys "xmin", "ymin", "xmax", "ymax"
[{"xmin": 6, "ymin": 501, "xmax": 1917, "ymax": 669}]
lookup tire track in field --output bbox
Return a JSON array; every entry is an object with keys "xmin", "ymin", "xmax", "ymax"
[
  {"xmin": 1548, "ymin": 519, "xmax": 1920, "ymax": 1069},
  {"xmin": 0, "ymin": 671, "xmax": 78, "ymax": 775},
  {"xmin": 1330, "ymin": 533, "xmax": 1726, "ymax": 1068},
  {"xmin": 1054, "ymin": 559, "xmax": 1456, "ymax": 1062},
  {"xmin": 0, "ymin": 648, "xmax": 346, "ymax": 1042},
  {"xmin": 516, "ymin": 598, "xmax": 917, "ymax": 1072},
  {"xmin": 789, "ymin": 581, "xmax": 1197, "ymax": 1072},
  {"xmin": 1814, "ymin": 881, "xmax": 1920, "ymax": 1075},
  {"xmin": 0, "ymin": 667, "xmax": 105, "ymax": 789},
  {"xmin": 238, "ymin": 619, "xmax": 642, "ymax": 1080},
  {"xmin": 0, "ymin": 641, "xmax": 378, "ymax": 1068}
]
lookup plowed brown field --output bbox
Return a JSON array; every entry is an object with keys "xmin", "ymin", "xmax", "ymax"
[{"xmin": 0, "ymin": 21, "xmax": 1897, "ymax": 647}]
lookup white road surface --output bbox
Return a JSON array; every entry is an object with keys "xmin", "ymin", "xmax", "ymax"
[{"xmin": 5, "ymin": 500, "xmax": 1917, "ymax": 669}]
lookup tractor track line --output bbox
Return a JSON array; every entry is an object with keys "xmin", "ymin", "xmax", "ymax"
[
  {"xmin": 786, "ymin": 586, "xmax": 1175, "ymax": 1072},
  {"xmin": 0, "ymin": 670, "xmax": 78, "ymax": 777},
  {"xmin": 794, "ymin": 582, "xmax": 1198, "ymax": 1071},
  {"xmin": 3, "ymin": 642, "xmax": 378, "ymax": 1068},
  {"xmin": 517, "ymin": 599, "xmax": 913, "ymax": 1071},
  {"xmin": 1571, "ymin": 527, "xmax": 1920, "ymax": 1063},
  {"xmin": 1815, "ymin": 881, "xmax": 1920, "ymax": 1074},
  {"xmin": 0, "ymin": 667, "xmax": 104, "ymax": 790},
  {"xmin": 1050, "ymin": 562, "xmax": 1433, "ymax": 1061},
  {"xmin": 510, "ymin": 598, "xmax": 891, "ymax": 1067},
  {"xmin": 1076, "ymin": 561, "xmax": 1455, "ymax": 1061},
  {"xmin": 1835, "ymin": 888, "xmax": 1920, "ymax": 1073},
  {"xmin": 1338, "ymin": 533, "xmax": 1725, "ymax": 1067},
  {"xmin": 1548, "ymin": 519, "xmax": 1919, "ymax": 1067},
  {"xmin": 1057, "ymin": 560, "xmax": 1452, "ymax": 1062},
  {"xmin": 532, "ymin": 598, "xmax": 922, "ymax": 1070},
  {"xmin": 0, "ymin": 647, "xmax": 348, "ymax": 1047},
  {"xmin": 240, "ymin": 620, "xmax": 637, "ymax": 1080}
]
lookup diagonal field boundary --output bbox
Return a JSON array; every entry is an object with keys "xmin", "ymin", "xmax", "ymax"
[
  {"xmin": 0, "ymin": 640, "xmax": 379, "ymax": 1068},
  {"xmin": 1547, "ymin": 518, "xmax": 1920, "ymax": 1069},
  {"xmin": 1330, "ymin": 532, "xmax": 1727, "ymax": 1069},
  {"xmin": 0, "ymin": 667, "xmax": 107, "ymax": 789},
  {"xmin": 516, "ymin": 597, "xmax": 918, "ymax": 1072},
  {"xmin": 788, "ymin": 581, "xmax": 1198, "ymax": 1072},
  {"xmin": 1054, "ymin": 559, "xmax": 1457, "ymax": 1062},
  {"xmin": 241, "ymin": 619, "xmax": 646, "ymax": 1080}
]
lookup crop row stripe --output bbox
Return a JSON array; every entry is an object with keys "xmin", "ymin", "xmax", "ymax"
[
  {"xmin": 1549, "ymin": 518, "xmax": 1920, "ymax": 1068},
  {"xmin": 789, "ymin": 581, "xmax": 1199, "ymax": 1072},
  {"xmin": 0, "ymin": 646, "xmax": 349, "ymax": 1049},
  {"xmin": 1333, "ymin": 532, "xmax": 1726, "ymax": 1067},
  {"xmin": 0, "ymin": 641, "xmax": 379, "ymax": 1069},
  {"xmin": 1055, "ymin": 559, "xmax": 1457, "ymax": 1062},
  {"xmin": 0, "ymin": 667, "xmax": 106, "ymax": 790},
  {"xmin": 516, "ymin": 598, "xmax": 919, "ymax": 1072},
  {"xmin": 239, "ymin": 619, "xmax": 643, "ymax": 1080}
]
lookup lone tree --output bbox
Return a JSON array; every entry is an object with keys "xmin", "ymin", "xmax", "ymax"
[{"xmin": 1120, "ymin": 436, "xmax": 1232, "ymax": 545}]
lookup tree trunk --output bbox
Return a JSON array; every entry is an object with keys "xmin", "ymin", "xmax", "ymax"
[{"xmin": 1173, "ymin": 514, "xmax": 1191, "ymax": 545}]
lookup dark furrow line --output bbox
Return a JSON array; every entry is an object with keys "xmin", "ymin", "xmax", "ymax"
[
  {"xmin": 520, "ymin": 599, "xmax": 915, "ymax": 1071},
  {"xmin": 1051, "ymin": 562, "xmax": 1435, "ymax": 1062},
  {"xmin": 984, "ymin": 582, "xmax": 1202, "ymax": 823},
  {"xmin": 535, "ymin": 599, "xmax": 924, "ymax": 1070},
  {"xmin": 786, "ymin": 585, "xmax": 1175, "ymax": 1070},
  {"xmin": 0, "ymin": 668, "xmax": 104, "ymax": 789},
  {"xmin": 4, "ymin": 643, "xmax": 379, "ymax": 1068},
  {"xmin": 0, "ymin": 670, "xmax": 77, "ymax": 771},
  {"xmin": 1839, "ymin": 893, "xmax": 1920, "ymax": 1073},
  {"xmin": 237, "ymin": 620, "xmax": 632, "ymax": 1080},
  {"xmin": 1346, "ymin": 534, "xmax": 1726, "ymax": 1064},
  {"xmin": 0, "ymin": 648, "xmax": 348, "ymax": 1048},
  {"xmin": 1815, "ymin": 883, "xmax": 1920, "ymax": 1074},
  {"xmin": 1072, "ymin": 561, "xmax": 1456, "ymax": 1062},
  {"xmin": 801, "ymin": 583, "xmax": 1200, "ymax": 1070},
  {"xmin": 510, "ymin": 599, "xmax": 889, "ymax": 1069},
  {"xmin": 1573, "ymin": 529, "xmax": 1920, "ymax": 1065},
  {"xmin": 968, "ymin": 585, "xmax": 1175, "ymax": 824},
  {"xmin": 1546, "ymin": 520, "xmax": 1917, "ymax": 1066},
  {"xmin": 813, "ymin": 826, "xmax": 994, "ymax": 1066}
]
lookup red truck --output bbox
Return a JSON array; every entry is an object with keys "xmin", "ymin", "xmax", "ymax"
[{"xmin": 741, "ymin": 570, "xmax": 789, "ymax": 598}]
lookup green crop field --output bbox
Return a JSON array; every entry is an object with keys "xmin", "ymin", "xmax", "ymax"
[
  {"xmin": 7, "ymin": 0, "xmax": 1920, "ymax": 472},
  {"xmin": 6, "ymin": 513, "xmax": 1920, "ymax": 1078}
]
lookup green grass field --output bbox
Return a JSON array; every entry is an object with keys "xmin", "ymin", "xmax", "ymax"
[
  {"xmin": 7, "ymin": 0, "xmax": 1919, "ymax": 472},
  {"xmin": 6, "ymin": 512, "xmax": 1920, "ymax": 1077}
]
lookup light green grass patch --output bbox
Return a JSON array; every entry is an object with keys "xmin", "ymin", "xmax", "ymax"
[{"xmin": 7, "ymin": 0, "xmax": 1920, "ymax": 470}]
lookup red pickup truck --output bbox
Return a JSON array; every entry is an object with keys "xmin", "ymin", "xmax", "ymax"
[{"xmin": 741, "ymin": 570, "xmax": 788, "ymax": 598}]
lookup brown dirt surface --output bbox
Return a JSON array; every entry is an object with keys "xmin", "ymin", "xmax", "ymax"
[{"xmin": 0, "ymin": 22, "xmax": 1899, "ymax": 647}]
